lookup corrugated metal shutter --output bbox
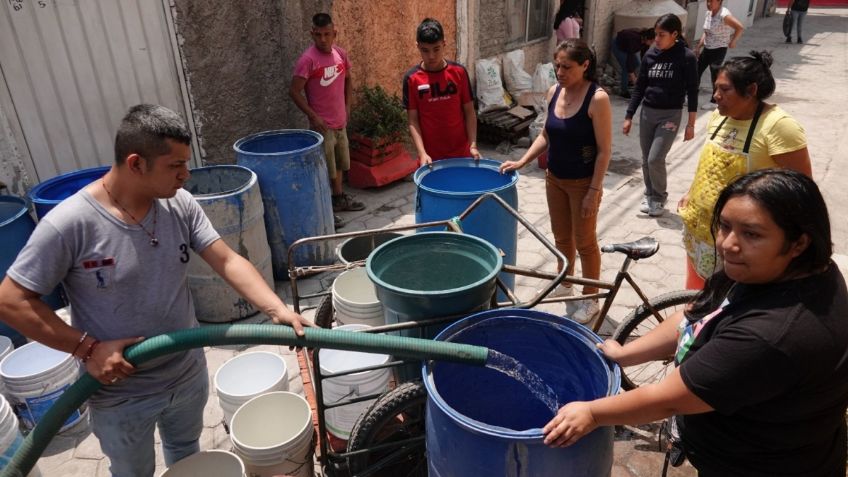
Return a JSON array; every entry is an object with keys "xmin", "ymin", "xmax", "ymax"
[{"xmin": 0, "ymin": 0, "xmax": 191, "ymax": 182}]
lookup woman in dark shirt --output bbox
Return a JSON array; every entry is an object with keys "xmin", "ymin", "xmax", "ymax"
[
  {"xmin": 543, "ymin": 169, "xmax": 848, "ymax": 477},
  {"xmin": 623, "ymin": 13, "xmax": 698, "ymax": 217},
  {"xmin": 500, "ymin": 40, "xmax": 612, "ymax": 324}
]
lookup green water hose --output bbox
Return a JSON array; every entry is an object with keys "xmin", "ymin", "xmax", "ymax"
[{"xmin": 1, "ymin": 324, "xmax": 488, "ymax": 477}]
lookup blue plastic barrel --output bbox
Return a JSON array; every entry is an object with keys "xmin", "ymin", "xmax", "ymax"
[
  {"xmin": 0, "ymin": 196, "xmax": 37, "ymax": 346},
  {"xmin": 184, "ymin": 165, "xmax": 274, "ymax": 322},
  {"xmin": 414, "ymin": 158, "xmax": 518, "ymax": 295},
  {"xmin": 423, "ymin": 308, "xmax": 621, "ymax": 476},
  {"xmin": 28, "ymin": 166, "xmax": 110, "ymax": 220},
  {"xmin": 234, "ymin": 130, "xmax": 334, "ymax": 278}
]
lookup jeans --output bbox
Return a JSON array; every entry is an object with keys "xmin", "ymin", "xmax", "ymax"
[
  {"xmin": 90, "ymin": 368, "xmax": 209, "ymax": 477},
  {"xmin": 545, "ymin": 173, "xmax": 601, "ymax": 295},
  {"xmin": 639, "ymin": 106, "xmax": 682, "ymax": 204},
  {"xmin": 697, "ymin": 47, "xmax": 727, "ymax": 97},
  {"xmin": 790, "ymin": 10, "xmax": 807, "ymax": 40},
  {"xmin": 610, "ymin": 39, "xmax": 638, "ymax": 94}
]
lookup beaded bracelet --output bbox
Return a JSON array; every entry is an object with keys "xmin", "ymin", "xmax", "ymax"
[
  {"xmin": 81, "ymin": 340, "xmax": 100, "ymax": 363},
  {"xmin": 71, "ymin": 331, "xmax": 89, "ymax": 357}
]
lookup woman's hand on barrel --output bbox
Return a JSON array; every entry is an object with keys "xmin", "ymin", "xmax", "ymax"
[
  {"xmin": 499, "ymin": 159, "xmax": 525, "ymax": 173},
  {"xmin": 86, "ymin": 336, "xmax": 144, "ymax": 385},
  {"xmin": 543, "ymin": 401, "xmax": 598, "ymax": 447},
  {"xmin": 596, "ymin": 339, "xmax": 626, "ymax": 363},
  {"xmin": 419, "ymin": 153, "xmax": 433, "ymax": 168}
]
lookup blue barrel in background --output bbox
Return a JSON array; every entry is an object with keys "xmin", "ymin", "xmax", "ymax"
[
  {"xmin": 0, "ymin": 196, "xmax": 39, "ymax": 346},
  {"xmin": 234, "ymin": 130, "xmax": 334, "ymax": 278},
  {"xmin": 414, "ymin": 158, "xmax": 518, "ymax": 295},
  {"xmin": 368, "ymin": 232, "xmax": 502, "ymax": 381},
  {"xmin": 184, "ymin": 165, "xmax": 274, "ymax": 322},
  {"xmin": 28, "ymin": 166, "xmax": 110, "ymax": 220},
  {"xmin": 423, "ymin": 308, "xmax": 620, "ymax": 476}
]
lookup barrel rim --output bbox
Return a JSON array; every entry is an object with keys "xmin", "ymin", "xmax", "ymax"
[
  {"xmin": 422, "ymin": 308, "xmax": 621, "ymax": 441},
  {"xmin": 184, "ymin": 165, "xmax": 257, "ymax": 199},
  {"xmin": 0, "ymin": 196, "xmax": 30, "ymax": 228},
  {"xmin": 413, "ymin": 158, "xmax": 519, "ymax": 197},
  {"xmin": 365, "ymin": 232, "xmax": 503, "ymax": 298},
  {"xmin": 232, "ymin": 129, "xmax": 324, "ymax": 157},
  {"xmin": 162, "ymin": 449, "xmax": 245, "ymax": 475},
  {"xmin": 27, "ymin": 166, "xmax": 110, "ymax": 206}
]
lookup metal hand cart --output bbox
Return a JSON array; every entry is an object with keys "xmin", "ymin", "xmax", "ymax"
[{"xmin": 286, "ymin": 193, "xmax": 694, "ymax": 477}]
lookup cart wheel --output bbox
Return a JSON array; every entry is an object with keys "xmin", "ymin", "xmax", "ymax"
[
  {"xmin": 346, "ymin": 381, "xmax": 427, "ymax": 477},
  {"xmin": 315, "ymin": 293, "xmax": 334, "ymax": 329}
]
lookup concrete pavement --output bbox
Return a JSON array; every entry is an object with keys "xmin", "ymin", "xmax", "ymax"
[{"xmin": 37, "ymin": 7, "xmax": 848, "ymax": 477}]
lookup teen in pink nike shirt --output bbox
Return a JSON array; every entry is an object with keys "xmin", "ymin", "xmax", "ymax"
[{"xmin": 290, "ymin": 13, "xmax": 364, "ymax": 229}]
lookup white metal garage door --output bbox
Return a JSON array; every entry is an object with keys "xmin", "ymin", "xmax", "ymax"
[{"xmin": 0, "ymin": 0, "xmax": 196, "ymax": 183}]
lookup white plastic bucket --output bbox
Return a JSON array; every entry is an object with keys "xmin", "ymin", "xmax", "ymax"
[
  {"xmin": 0, "ymin": 342, "xmax": 86, "ymax": 431},
  {"xmin": 0, "ymin": 335, "xmax": 13, "ymax": 398},
  {"xmin": 161, "ymin": 449, "xmax": 245, "ymax": 477},
  {"xmin": 319, "ymin": 324, "xmax": 391, "ymax": 440},
  {"xmin": 214, "ymin": 352, "xmax": 289, "ymax": 427},
  {"xmin": 229, "ymin": 391, "xmax": 314, "ymax": 477},
  {"xmin": 331, "ymin": 268, "xmax": 384, "ymax": 326},
  {"xmin": 0, "ymin": 395, "xmax": 41, "ymax": 476}
]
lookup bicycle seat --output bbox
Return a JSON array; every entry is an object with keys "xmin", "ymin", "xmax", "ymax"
[{"xmin": 601, "ymin": 237, "xmax": 659, "ymax": 260}]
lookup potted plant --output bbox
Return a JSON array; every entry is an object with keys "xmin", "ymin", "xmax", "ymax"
[{"xmin": 348, "ymin": 85, "xmax": 407, "ymax": 166}]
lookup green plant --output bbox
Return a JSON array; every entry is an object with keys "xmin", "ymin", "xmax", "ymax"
[{"xmin": 349, "ymin": 85, "xmax": 407, "ymax": 143}]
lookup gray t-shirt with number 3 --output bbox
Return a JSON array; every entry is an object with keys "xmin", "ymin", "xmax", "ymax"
[{"xmin": 8, "ymin": 188, "xmax": 220, "ymax": 407}]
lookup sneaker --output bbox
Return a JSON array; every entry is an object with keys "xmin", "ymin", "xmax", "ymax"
[
  {"xmin": 648, "ymin": 200, "xmax": 665, "ymax": 217},
  {"xmin": 332, "ymin": 193, "xmax": 365, "ymax": 212},
  {"xmin": 570, "ymin": 299, "xmax": 600, "ymax": 324},
  {"xmin": 548, "ymin": 284, "xmax": 575, "ymax": 298},
  {"xmin": 639, "ymin": 198, "xmax": 651, "ymax": 214},
  {"xmin": 334, "ymin": 214, "xmax": 345, "ymax": 229},
  {"xmin": 785, "ymin": 36, "xmax": 792, "ymax": 43},
  {"xmin": 797, "ymin": 38, "xmax": 803, "ymax": 44},
  {"xmin": 701, "ymin": 102, "xmax": 717, "ymax": 110}
]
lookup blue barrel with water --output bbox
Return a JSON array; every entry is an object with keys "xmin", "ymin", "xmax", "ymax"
[
  {"xmin": 368, "ymin": 232, "xmax": 502, "ymax": 381},
  {"xmin": 0, "ymin": 197, "xmax": 38, "ymax": 346},
  {"xmin": 423, "ymin": 308, "xmax": 620, "ymax": 476},
  {"xmin": 28, "ymin": 166, "xmax": 110, "ymax": 220},
  {"xmin": 414, "ymin": 158, "xmax": 518, "ymax": 295},
  {"xmin": 234, "ymin": 130, "xmax": 334, "ymax": 278}
]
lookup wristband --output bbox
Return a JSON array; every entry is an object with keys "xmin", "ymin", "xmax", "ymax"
[
  {"xmin": 685, "ymin": 125, "xmax": 695, "ymax": 129},
  {"xmin": 81, "ymin": 340, "xmax": 100, "ymax": 363},
  {"xmin": 71, "ymin": 331, "xmax": 89, "ymax": 357},
  {"xmin": 589, "ymin": 186, "xmax": 601, "ymax": 192}
]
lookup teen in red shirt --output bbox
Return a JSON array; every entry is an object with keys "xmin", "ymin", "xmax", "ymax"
[{"xmin": 403, "ymin": 18, "xmax": 481, "ymax": 166}]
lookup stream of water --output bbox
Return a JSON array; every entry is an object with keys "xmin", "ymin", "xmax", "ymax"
[{"xmin": 485, "ymin": 349, "xmax": 561, "ymax": 417}]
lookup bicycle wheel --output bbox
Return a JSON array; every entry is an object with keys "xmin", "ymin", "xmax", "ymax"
[
  {"xmin": 612, "ymin": 290, "xmax": 699, "ymax": 390},
  {"xmin": 315, "ymin": 293, "xmax": 334, "ymax": 329},
  {"xmin": 346, "ymin": 381, "xmax": 428, "ymax": 477}
]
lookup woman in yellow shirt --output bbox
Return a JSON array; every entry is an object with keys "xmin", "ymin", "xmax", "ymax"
[{"xmin": 678, "ymin": 50, "xmax": 811, "ymax": 289}]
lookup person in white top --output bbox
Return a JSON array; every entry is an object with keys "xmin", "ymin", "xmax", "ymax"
[{"xmin": 694, "ymin": 0, "xmax": 744, "ymax": 108}]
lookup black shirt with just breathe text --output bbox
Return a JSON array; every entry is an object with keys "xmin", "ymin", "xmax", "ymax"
[{"xmin": 625, "ymin": 40, "xmax": 698, "ymax": 119}]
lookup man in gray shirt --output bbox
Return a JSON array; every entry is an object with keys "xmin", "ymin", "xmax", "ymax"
[{"xmin": 0, "ymin": 104, "xmax": 311, "ymax": 476}]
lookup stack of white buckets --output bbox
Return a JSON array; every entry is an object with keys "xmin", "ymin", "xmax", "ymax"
[
  {"xmin": 331, "ymin": 268, "xmax": 384, "ymax": 326},
  {"xmin": 0, "ymin": 339, "xmax": 87, "ymax": 434},
  {"xmin": 322, "ymin": 266, "xmax": 391, "ymax": 441},
  {"xmin": 214, "ymin": 351, "xmax": 315, "ymax": 477},
  {"xmin": 0, "ymin": 336, "xmax": 41, "ymax": 476}
]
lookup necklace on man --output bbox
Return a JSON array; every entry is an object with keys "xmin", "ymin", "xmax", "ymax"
[{"xmin": 101, "ymin": 180, "xmax": 159, "ymax": 247}]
